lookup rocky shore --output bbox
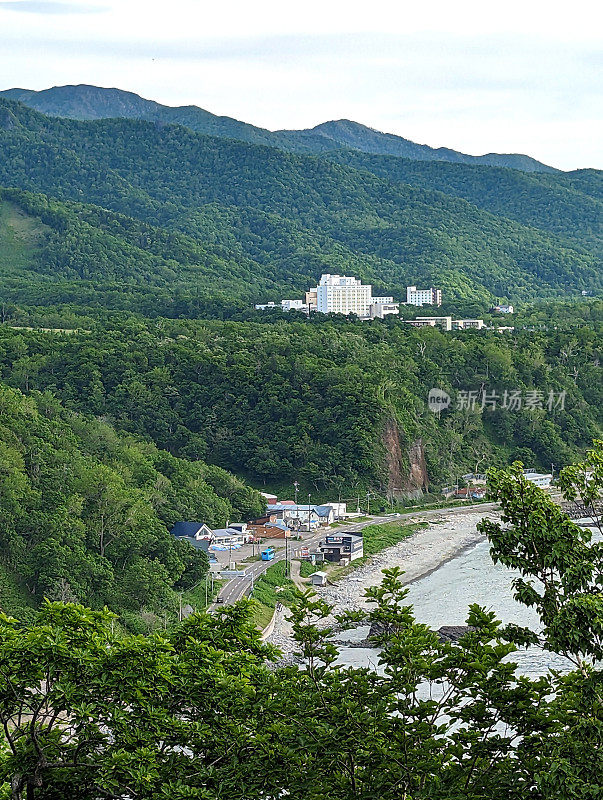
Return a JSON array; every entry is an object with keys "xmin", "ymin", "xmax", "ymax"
[{"xmin": 267, "ymin": 508, "xmax": 499, "ymax": 660}]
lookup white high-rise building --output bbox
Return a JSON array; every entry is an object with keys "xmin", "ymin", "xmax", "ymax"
[
  {"xmin": 406, "ymin": 286, "xmax": 442, "ymax": 307},
  {"xmin": 316, "ymin": 274, "xmax": 372, "ymax": 316}
]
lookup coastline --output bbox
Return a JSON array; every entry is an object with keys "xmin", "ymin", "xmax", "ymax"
[{"xmin": 267, "ymin": 508, "xmax": 499, "ymax": 655}]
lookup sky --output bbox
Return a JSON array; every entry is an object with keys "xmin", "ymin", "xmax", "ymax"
[{"xmin": 0, "ymin": 0, "xmax": 601, "ymax": 170}]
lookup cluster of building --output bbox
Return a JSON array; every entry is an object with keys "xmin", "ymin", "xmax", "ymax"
[
  {"xmin": 441, "ymin": 468, "xmax": 553, "ymax": 500},
  {"xmin": 255, "ymin": 274, "xmax": 443, "ymax": 320},
  {"xmin": 170, "ymin": 492, "xmax": 367, "ymax": 571},
  {"xmin": 255, "ymin": 274, "xmax": 518, "ymax": 334}
]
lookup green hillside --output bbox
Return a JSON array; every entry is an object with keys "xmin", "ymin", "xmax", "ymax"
[
  {"xmin": 0, "ymin": 99, "xmax": 601, "ymax": 307},
  {"xmin": 326, "ymin": 151, "xmax": 603, "ymax": 254},
  {"xmin": 0, "ymin": 380, "xmax": 263, "ymax": 625}
]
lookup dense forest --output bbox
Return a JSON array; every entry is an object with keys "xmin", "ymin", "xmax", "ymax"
[
  {"xmin": 0, "ymin": 315, "xmax": 599, "ymax": 495},
  {"xmin": 0, "ymin": 381, "xmax": 263, "ymax": 626},
  {"xmin": 0, "ymin": 98, "xmax": 601, "ymax": 311}
]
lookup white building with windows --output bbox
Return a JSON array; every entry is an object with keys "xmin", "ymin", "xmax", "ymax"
[
  {"xmin": 315, "ymin": 274, "xmax": 373, "ymax": 316},
  {"xmin": 406, "ymin": 286, "xmax": 442, "ymax": 307},
  {"xmin": 523, "ymin": 470, "xmax": 553, "ymax": 488}
]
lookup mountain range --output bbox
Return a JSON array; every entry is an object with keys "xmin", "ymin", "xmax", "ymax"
[
  {"xmin": 1, "ymin": 84, "xmax": 558, "ymax": 173},
  {"xmin": 0, "ymin": 87, "xmax": 601, "ymax": 315}
]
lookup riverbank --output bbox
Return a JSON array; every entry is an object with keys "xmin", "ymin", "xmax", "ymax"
[{"xmin": 267, "ymin": 507, "xmax": 499, "ymax": 657}]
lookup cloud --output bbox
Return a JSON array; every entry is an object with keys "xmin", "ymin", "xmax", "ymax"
[{"xmin": 0, "ymin": 1, "xmax": 106, "ymax": 13}]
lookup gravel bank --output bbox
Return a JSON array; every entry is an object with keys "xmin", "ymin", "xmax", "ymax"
[{"xmin": 267, "ymin": 508, "xmax": 499, "ymax": 658}]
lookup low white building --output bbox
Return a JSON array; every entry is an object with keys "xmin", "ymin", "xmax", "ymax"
[
  {"xmin": 281, "ymin": 299, "xmax": 308, "ymax": 312},
  {"xmin": 367, "ymin": 302, "xmax": 400, "ymax": 319},
  {"xmin": 410, "ymin": 316, "xmax": 452, "ymax": 330},
  {"xmin": 453, "ymin": 319, "xmax": 486, "ymax": 330},
  {"xmin": 523, "ymin": 470, "xmax": 553, "ymax": 488}
]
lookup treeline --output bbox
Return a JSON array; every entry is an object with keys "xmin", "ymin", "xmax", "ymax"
[
  {"xmin": 0, "ymin": 382, "xmax": 264, "ymax": 626},
  {"xmin": 0, "ymin": 316, "xmax": 599, "ymax": 492}
]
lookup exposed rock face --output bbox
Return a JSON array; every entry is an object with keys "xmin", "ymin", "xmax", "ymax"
[{"xmin": 383, "ymin": 417, "xmax": 428, "ymax": 498}]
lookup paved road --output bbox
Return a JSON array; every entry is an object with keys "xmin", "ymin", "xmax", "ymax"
[{"xmin": 211, "ymin": 501, "xmax": 498, "ymax": 609}]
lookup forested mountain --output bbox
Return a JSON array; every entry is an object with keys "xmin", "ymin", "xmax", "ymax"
[
  {"xmin": 326, "ymin": 151, "xmax": 603, "ymax": 254},
  {"xmin": 0, "ymin": 99, "xmax": 601, "ymax": 307},
  {"xmin": 0, "ymin": 317, "xmax": 599, "ymax": 498},
  {"xmin": 1, "ymin": 84, "xmax": 557, "ymax": 171},
  {"xmin": 0, "ymin": 380, "xmax": 264, "ymax": 624},
  {"xmin": 292, "ymin": 119, "xmax": 557, "ymax": 172}
]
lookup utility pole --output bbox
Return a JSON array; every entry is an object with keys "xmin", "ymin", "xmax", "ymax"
[
  {"xmin": 294, "ymin": 480, "xmax": 300, "ymax": 534},
  {"xmin": 366, "ymin": 491, "xmax": 371, "ymax": 516},
  {"xmin": 285, "ymin": 533, "xmax": 289, "ymax": 578},
  {"xmin": 308, "ymin": 493, "xmax": 311, "ymax": 533}
]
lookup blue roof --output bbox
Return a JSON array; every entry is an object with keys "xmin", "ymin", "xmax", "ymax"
[
  {"xmin": 170, "ymin": 522, "xmax": 208, "ymax": 538},
  {"xmin": 315, "ymin": 505, "xmax": 335, "ymax": 516}
]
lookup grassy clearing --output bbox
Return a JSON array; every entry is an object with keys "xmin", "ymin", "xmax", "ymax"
[
  {"xmin": 250, "ymin": 561, "xmax": 300, "ymax": 629},
  {"xmin": 299, "ymin": 561, "xmax": 318, "ymax": 578},
  {"xmin": 0, "ymin": 201, "xmax": 47, "ymax": 277}
]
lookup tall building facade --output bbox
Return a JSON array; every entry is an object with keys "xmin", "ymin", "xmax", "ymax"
[
  {"xmin": 315, "ymin": 274, "xmax": 372, "ymax": 316},
  {"xmin": 406, "ymin": 286, "xmax": 442, "ymax": 306}
]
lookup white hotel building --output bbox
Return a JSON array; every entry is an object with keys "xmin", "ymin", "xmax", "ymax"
[
  {"xmin": 315, "ymin": 274, "xmax": 373, "ymax": 316},
  {"xmin": 255, "ymin": 274, "xmax": 400, "ymax": 319}
]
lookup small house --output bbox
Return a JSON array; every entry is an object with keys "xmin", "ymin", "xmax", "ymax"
[{"xmin": 310, "ymin": 571, "xmax": 328, "ymax": 587}]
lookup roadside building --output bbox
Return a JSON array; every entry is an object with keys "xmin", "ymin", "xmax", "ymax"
[
  {"xmin": 266, "ymin": 503, "xmax": 320, "ymax": 530},
  {"xmin": 259, "ymin": 491, "xmax": 278, "ymax": 505},
  {"xmin": 523, "ymin": 470, "xmax": 553, "ymax": 488},
  {"xmin": 325, "ymin": 501, "xmax": 347, "ymax": 519},
  {"xmin": 320, "ymin": 532, "xmax": 364, "ymax": 564},
  {"xmin": 211, "ymin": 528, "xmax": 249, "ymax": 547},
  {"xmin": 314, "ymin": 505, "xmax": 336, "ymax": 526},
  {"xmin": 248, "ymin": 519, "xmax": 290, "ymax": 539},
  {"xmin": 170, "ymin": 522, "xmax": 214, "ymax": 543}
]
